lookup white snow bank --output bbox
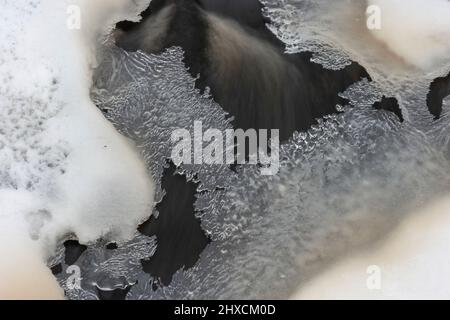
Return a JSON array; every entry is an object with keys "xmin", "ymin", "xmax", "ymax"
[
  {"xmin": 293, "ymin": 196, "xmax": 450, "ymax": 299},
  {"xmin": 368, "ymin": 0, "xmax": 450, "ymax": 70},
  {"xmin": 0, "ymin": 0, "xmax": 153, "ymax": 298}
]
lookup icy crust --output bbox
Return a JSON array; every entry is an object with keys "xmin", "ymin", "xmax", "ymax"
[
  {"xmin": 54, "ymin": 44, "xmax": 450, "ymax": 299},
  {"xmin": 0, "ymin": 2, "xmax": 67, "ymax": 210},
  {"xmin": 143, "ymin": 86, "xmax": 449, "ymax": 299},
  {"xmin": 430, "ymin": 97, "xmax": 450, "ymax": 155}
]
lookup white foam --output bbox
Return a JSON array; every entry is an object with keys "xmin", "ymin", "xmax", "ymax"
[{"xmin": 0, "ymin": 0, "xmax": 153, "ymax": 298}]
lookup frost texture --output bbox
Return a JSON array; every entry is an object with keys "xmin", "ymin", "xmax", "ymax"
[
  {"xmin": 53, "ymin": 42, "xmax": 450, "ymax": 298},
  {"xmin": 55, "ymin": 234, "xmax": 156, "ymax": 300}
]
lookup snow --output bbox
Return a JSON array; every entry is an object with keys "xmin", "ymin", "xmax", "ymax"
[
  {"xmin": 293, "ymin": 196, "xmax": 450, "ymax": 299},
  {"xmin": 1, "ymin": 0, "xmax": 449, "ymax": 300},
  {"xmin": 0, "ymin": 0, "xmax": 153, "ymax": 298},
  {"xmin": 78, "ymin": 46, "xmax": 450, "ymax": 300}
]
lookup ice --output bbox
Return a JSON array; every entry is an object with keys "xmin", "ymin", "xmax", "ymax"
[
  {"xmin": 54, "ymin": 234, "xmax": 157, "ymax": 300},
  {"xmin": 262, "ymin": 0, "xmax": 450, "ymax": 79},
  {"xmin": 91, "ymin": 48, "xmax": 234, "ymax": 203},
  {"xmin": 0, "ymin": 0, "xmax": 154, "ymax": 298},
  {"xmin": 293, "ymin": 196, "xmax": 450, "ymax": 299}
]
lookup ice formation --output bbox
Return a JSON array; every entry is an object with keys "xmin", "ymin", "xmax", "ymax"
[
  {"xmin": 0, "ymin": 0, "xmax": 154, "ymax": 298},
  {"xmin": 60, "ymin": 46, "xmax": 449, "ymax": 301},
  {"xmin": 368, "ymin": 0, "xmax": 450, "ymax": 70}
]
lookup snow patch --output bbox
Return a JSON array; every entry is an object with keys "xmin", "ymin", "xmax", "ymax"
[{"xmin": 0, "ymin": 0, "xmax": 153, "ymax": 298}]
